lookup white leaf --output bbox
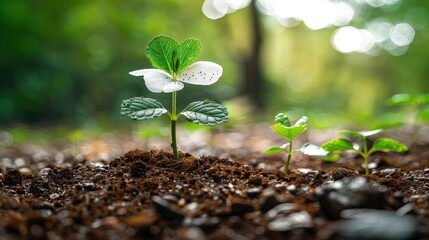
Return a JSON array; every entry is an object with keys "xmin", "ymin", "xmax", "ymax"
[
  {"xmin": 163, "ymin": 81, "xmax": 184, "ymax": 93},
  {"xmin": 129, "ymin": 69, "xmax": 174, "ymax": 93},
  {"xmin": 178, "ymin": 61, "xmax": 223, "ymax": 85}
]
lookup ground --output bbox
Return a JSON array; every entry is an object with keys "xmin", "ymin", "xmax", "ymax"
[{"xmin": 0, "ymin": 125, "xmax": 428, "ymax": 239}]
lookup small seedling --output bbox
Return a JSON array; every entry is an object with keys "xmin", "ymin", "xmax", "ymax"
[
  {"xmin": 121, "ymin": 36, "xmax": 228, "ymax": 160},
  {"xmin": 321, "ymin": 129, "xmax": 408, "ymax": 175},
  {"xmin": 263, "ymin": 114, "xmax": 328, "ymax": 174},
  {"xmin": 386, "ymin": 93, "xmax": 429, "ymax": 144}
]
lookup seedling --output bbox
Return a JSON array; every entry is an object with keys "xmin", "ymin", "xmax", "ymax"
[
  {"xmin": 321, "ymin": 129, "xmax": 408, "ymax": 175},
  {"xmin": 263, "ymin": 114, "xmax": 328, "ymax": 174},
  {"xmin": 386, "ymin": 93, "xmax": 429, "ymax": 144},
  {"xmin": 121, "ymin": 36, "xmax": 228, "ymax": 160}
]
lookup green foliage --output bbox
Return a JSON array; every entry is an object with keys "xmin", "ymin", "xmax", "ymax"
[
  {"xmin": 180, "ymin": 100, "xmax": 228, "ymax": 126},
  {"xmin": 145, "ymin": 36, "xmax": 179, "ymax": 74},
  {"xmin": 121, "ymin": 97, "xmax": 168, "ymax": 120},
  {"xmin": 145, "ymin": 36, "xmax": 202, "ymax": 77},
  {"xmin": 386, "ymin": 93, "xmax": 429, "ymax": 144},
  {"xmin": 263, "ymin": 114, "xmax": 327, "ymax": 174},
  {"xmin": 322, "ymin": 129, "xmax": 408, "ymax": 175}
]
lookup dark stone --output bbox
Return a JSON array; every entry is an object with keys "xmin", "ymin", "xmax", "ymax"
[
  {"xmin": 247, "ymin": 187, "xmax": 261, "ymax": 198},
  {"xmin": 260, "ymin": 188, "xmax": 282, "ymax": 213},
  {"xmin": 267, "ymin": 211, "xmax": 314, "ymax": 232},
  {"xmin": 4, "ymin": 169, "xmax": 23, "ymax": 186},
  {"xmin": 315, "ymin": 177, "xmax": 387, "ymax": 219},
  {"xmin": 339, "ymin": 211, "xmax": 420, "ymax": 240},
  {"xmin": 30, "ymin": 168, "xmax": 53, "ymax": 198},
  {"xmin": 152, "ymin": 195, "xmax": 184, "ymax": 219}
]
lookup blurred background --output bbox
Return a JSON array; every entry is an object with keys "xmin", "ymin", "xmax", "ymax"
[{"xmin": 1, "ymin": 0, "xmax": 429, "ymax": 150}]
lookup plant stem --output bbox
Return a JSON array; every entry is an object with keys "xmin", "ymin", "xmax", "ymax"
[
  {"xmin": 285, "ymin": 142, "xmax": 293, "ymax": 174},
  {"xmin": 171, "ymin": 91, "xmax": 179, "ymax": 160},
  {"xmin": 362, "ymin": 136, "xmax": 369, "ymax": 175}
]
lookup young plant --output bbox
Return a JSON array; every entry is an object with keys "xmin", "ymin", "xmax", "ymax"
[
  {"xmin": 321, "ymin": 129, "xmax": 408, "ymax": 175},
  {"xmin": 121, "ymin": 36, "xmax": 228, "ymax": 160},
  {"xmin": 386, "ymin": 93, "xmax": 429, "ymax": 144},
  {"xmin": 263, "ymin": 114, "xmax": 328, "ymax": 174}
]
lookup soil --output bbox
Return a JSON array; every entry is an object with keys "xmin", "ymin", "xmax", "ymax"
[{"xmin": 1, "ymin": 129, "xmax": 429, "ymax": 240}]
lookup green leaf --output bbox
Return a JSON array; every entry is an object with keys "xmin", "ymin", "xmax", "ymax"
[
  {"xmin": 180, "ymin": 100, "xmax": 228, "ymax": 126},
  {"xmin": 299, "ymin": 143, "xmax": 329, "ymax": 156},
  {"xmin": 145, "ymin": 36, "xmax": 178, "ymax": 74},
  {"xmin": 321, "ymin": 138, "xmax": 355, "ymax": 152},
  {"xmin": 419, "ymin": 107, "xmax": 429, "ymax": 122},
  {"xmin": 371, "ymin": 138, "xmax": 408, "ymax": 153},
  {"xmin": 386, "ymin": 93, "xmax": 414, "ymax": 106},
  {"xmin": 263, "ymin": 146, "xmax": 285, "ymax": 155},
  {"xmin": 321, "ymin": 154, "xmax": 340, "ymax": 162},
  {"xmin": 271, "ymin": 123, "xmax": 307, "ymax": 142},
  {"xmin": 274, "ymin": 113, "xmax": 290, "ymax": 127},
  {"xmin": 121, "ymin": 97, "xmax": 168, "ymax": 120},
  {"xmin": 337, "ymin": 129, "xmax": 382, "ymax": 137},
  {"xmin": 172, "ymin": 39, "xmax": 202, "ymax": 74}
]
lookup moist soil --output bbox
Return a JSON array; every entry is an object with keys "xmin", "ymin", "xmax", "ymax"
[{"xmin": 1, "ymin": 141, "xmax": 429, "ymax": 239}]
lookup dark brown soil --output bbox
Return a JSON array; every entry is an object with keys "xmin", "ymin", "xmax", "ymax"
[{"xmin": 1, "ymin": 144, "xmax": 429, "ymax": 239}]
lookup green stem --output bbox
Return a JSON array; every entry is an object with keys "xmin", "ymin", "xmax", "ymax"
[
  {"xmin": 285, "ymin": 142, "xmax": 293, "ymax": 174},
  {"xmin": 362, "ymin": 137, "xmax": 369, "ymax": 175},
  {"xmin": 171, "ymin": 91, "xmax": 179, "ymax": 160}
]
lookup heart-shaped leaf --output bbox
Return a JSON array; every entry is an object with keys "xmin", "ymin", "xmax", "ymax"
[
  {"xmin": 145, "ymin": 36, "xmax": 178, "ymax": 74},
  {"xmin": 172, "ymin": 39, "xmax": 202, "ymax": 74},
  {"xmin": 299, "ymin": 143, "xmax": 329, "ymax": 156},
  {"xmin": 180, "ymin": 100, "xmax": 228, "ymax": 126},
  {"xmin": 371, "ymin": 138, "xmax": 408, "ymax": 153},
  {"xmin": 263, "ymin": 146, "xmax": 285, "ymax": 155},
  {"xmin": 321, "ymin": 138, "xmax": 354, "ymax": 152},
  {"xmin": 121, "ymin": 97, "xmax": 168, "ymax": 120},
  {"xmin": 271, "ymin": 123, "xmax": 307, "ymax": 142}
]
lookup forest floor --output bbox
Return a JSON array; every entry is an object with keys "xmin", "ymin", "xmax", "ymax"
[{"xmin": 0, "ymin": 124, "xmax": 428, "ymax": 239}]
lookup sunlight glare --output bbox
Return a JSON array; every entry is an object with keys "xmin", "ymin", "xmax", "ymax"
[
  {"xmin": 332, "ymin": 27, "xmax": 375, "ymax": 53},
  {"xmin": 390, "ymin": 23, "xmax": 415, "ymax": 47}
]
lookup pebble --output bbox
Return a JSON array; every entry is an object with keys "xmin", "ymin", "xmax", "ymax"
[
  {"xmin": 230, "ymin": 200, "xmax": 255, "ymax": 216},
  {"xmin": 339, "ymin": 211, "xmax": 419, "ymax": 240},
  {"xmin": 267, "ymin": 211, "xmax": 313, "ymax": 232},
  {"xmin": 183, "ymin": 216, "xmax": 220, "ymax": 230},
  {"xmin": 259, "ymin": 188, "xmax": 282, "ymax": 213},
  {"xmin": 315, "ymin": 177, "xmax": 387, "ymax": 219},
  {"xmin": 247, "ymin": 187, "xmax": 261, "ymax": 198},
  {"xmin": 19, "ymin": 168, "xmax": 32, "ymax": 176},
  {"xmin": 125, "ymin": 210, "xmax": 159, "ymax": 228},
  {"xmin": 183, "ymin": 202, "xmax": 200, "ymax": 217},
  {"xmin": 152, "ymin": 196, "xmax": 184, "ymax": 219},
  {"xmin": 266, "ymin": 203, "xmax": 300, "ymax": 219},
  {"xmin": 287, "ymin": 185, "xmax": 297, "ymax": 193},
  {"xmin": 83, "ymin": 182, "xmax": 96, "ymax": 191},
  {"xmin": 92, "ymin": 174, "xmax": 104, "ymax": 182}
]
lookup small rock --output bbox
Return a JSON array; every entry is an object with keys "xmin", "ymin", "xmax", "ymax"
[
  {"xmin": 183, "ymin": 202, "xmax": 200, "ymax": 217},
  {"xmin": 183, "ymin": 216, "xmax": 220, "ymax": 230},
  {"xmin": 268, "ymin": 211, "xmax": 314, "ymax": 232},
  {"xmin": 339, "ymin": 211, "xmax": 420, "ymax": 240},
  {"xmin": 126, "ymin": 210, "xmax": 159, "ymax": 228},
  {"xmin": 266, "ymin": 203, "xmax": 300, "ymax": 219},
  {"xmin": 163, "ymin": 194, "xmax": 179, "ymax": 203},
  {"xmin": 93, "ymin": 174, "xmax": 104, "ymax": 182},
  {"xmin": 287, "ymin": 185, "xmax": 297, "ymax": 193},
  {"xmin": 30, "ymin": 168, "xmax": 53, "ymax": 198},
  {"xmin": 4, "ymin": 169, "xmax": 23, "ymax": 186},
  {"xmin": 260, "ymin": 188, "xmax": 282, "ymax": 212},
  {"xmin": 19, "ymin": 168, "xmax": 32, "ymax": 177},
  {"xmin": 247, "ymin": 187, "xmax": 261, "ymax": 198},
  {"xmin": 230, "ymin": 199, "xmax": 255, "ymax": 216},
  {"xmin": 316, "ymin": 177, "xmax": 387, "ymax": 219},
  {"xmin": 83, "ymin": 182, "xmax": 96, "ymax": 191},
  {"xmin": 152, "ymin": 196, "xmax": 184, "ymax": 219}
]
